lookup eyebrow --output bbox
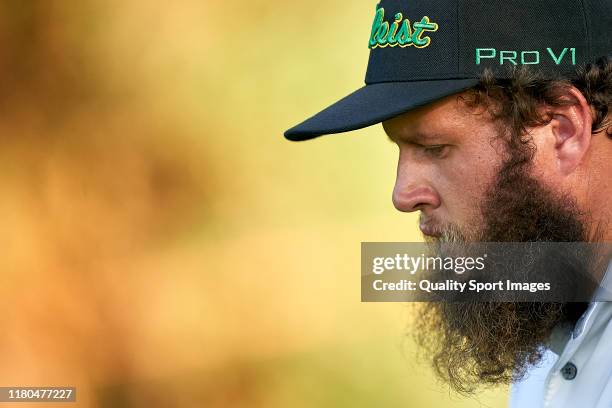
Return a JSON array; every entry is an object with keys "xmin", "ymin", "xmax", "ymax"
[{"xmin": 386, "ymin": 130, "xmax": 445, "ymax": 144}]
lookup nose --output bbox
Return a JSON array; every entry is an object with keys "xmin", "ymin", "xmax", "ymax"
[
  {"xmin": 392, "ymin": 163, "xmax": 441, "ymax": 213},
  {"xmin": 392, "ymin": 185, "xmax": 441, "ymax": 212}
]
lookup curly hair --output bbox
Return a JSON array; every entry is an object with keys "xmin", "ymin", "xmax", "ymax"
[{"xmin": 463, "ymin": 57, "xmax": 612, "ymax": 164}]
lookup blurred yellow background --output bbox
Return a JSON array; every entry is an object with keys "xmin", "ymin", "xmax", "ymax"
[{"xmin": 0, "ymin": 1, "xmax": 506, "ymax": 407}]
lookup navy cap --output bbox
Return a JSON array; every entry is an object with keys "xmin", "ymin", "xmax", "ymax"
[{"xmin": 285, "ymin": 0, "xmax": 612, "ymax": 141}]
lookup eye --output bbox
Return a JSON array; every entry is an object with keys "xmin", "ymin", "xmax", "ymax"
[{"xmin": 422, "ymin": 144, "xmax": 449, "ymax": 158}]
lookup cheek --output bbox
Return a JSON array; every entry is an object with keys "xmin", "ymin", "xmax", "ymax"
[{"xmin": 437, "ymin": 143, "xmax": 503, "ymax": 221}]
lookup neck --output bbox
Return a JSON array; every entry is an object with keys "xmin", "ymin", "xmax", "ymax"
[{"xmin": 584, "ymin": 133, "xmax": 612, "ymax": 242}]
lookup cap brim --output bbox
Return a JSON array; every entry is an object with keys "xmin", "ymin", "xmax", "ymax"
[{"xmin": 284, "ymin": 79, "xmax": 479, "ymax": 141}]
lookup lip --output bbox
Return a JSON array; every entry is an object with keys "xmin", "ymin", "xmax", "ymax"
[{"xmin": 419, "ymin": 222, "xmax": 441, "ymax": 238}]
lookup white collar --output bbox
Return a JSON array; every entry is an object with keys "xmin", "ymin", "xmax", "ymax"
[{"xmin": 548, "ymin": 260, "xmax": 612, "ymax": 356}]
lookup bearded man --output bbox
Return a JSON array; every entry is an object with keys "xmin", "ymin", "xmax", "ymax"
[{"xmin": 284, "ymin": 0, "xmax": 611, "ymax": 406}]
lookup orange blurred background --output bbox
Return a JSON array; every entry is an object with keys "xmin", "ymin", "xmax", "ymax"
[{"xmin": 0, "ymin": 1, "xmax": 506, "ymax": 407}]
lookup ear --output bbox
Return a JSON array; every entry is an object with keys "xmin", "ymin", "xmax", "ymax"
[{"xmin": 551, "ymin": 87, "xmax": 593, "ymax": 175}]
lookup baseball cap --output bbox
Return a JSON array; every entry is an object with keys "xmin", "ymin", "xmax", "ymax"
[{"xmin": 284, "ymin": 0, "xmax": 611, "ymax": 141}]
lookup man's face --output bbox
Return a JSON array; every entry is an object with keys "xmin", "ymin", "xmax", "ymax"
[
  {"xmin": 383, "ymin": 91, "xmax": 591, "ymax": 242},
  {"xmin": 383, "ymin": 91, "xmax": 591, "ymax": 394},
  {"xmin": 383, "ymin": 93, "xmax": 505, "ymax": 240}
]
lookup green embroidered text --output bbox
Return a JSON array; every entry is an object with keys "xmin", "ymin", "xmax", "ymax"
[{"xmin": 369, "ymin": 6, "xmax": 438, "ymax": 49}]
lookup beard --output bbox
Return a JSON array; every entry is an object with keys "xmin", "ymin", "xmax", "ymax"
[{"xmin": 414, "ymin": 143, "xmax": 591, "ymax": 395}]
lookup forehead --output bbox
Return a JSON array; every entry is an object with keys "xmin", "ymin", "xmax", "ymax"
[{"xmin": 382, "ymin": 91, "xmax": 489, "ymax": 141}]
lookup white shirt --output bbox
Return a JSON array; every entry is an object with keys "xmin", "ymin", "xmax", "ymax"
[{"xmin": 510, "ymin": 263, "xmax": 612, "ymax": 408}]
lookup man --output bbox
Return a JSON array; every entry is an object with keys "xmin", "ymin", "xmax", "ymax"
[{"xmin": 284, "ymin": 0, "xmax": 611, "ymax": 406}]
